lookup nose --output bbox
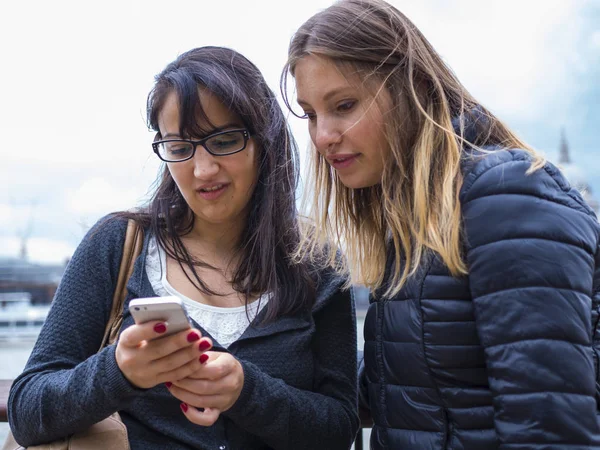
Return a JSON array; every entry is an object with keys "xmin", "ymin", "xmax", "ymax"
[
  {"xmin": 312, "ymin": 117, "xmax": 342, "ymax": 153},
  {"xmin": 192, "ymin": 146, "xmax": 219, "ymax": 179}
]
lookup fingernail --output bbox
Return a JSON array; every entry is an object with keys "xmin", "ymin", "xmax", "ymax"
[
  {"xmin": 199, "ymin": 353, "xmax": 209, "ymax": 364},
  {"xmin": 187, "ymin": 331, "xmax": 200, "ymax": 342},
  {"xmin": 154, "ymin": 323, "xmax": 167, "ymax": 334},
  {"xmin": 165, "ymin": 382, "xmax": 172, "ymax": 389},
  {"xmin": 180, "ymin": 403, "xmax": 188, "ymax": 413},
  {"xmin": 198, "ymin": 340, "xmax": 211, "ymax": 351}
]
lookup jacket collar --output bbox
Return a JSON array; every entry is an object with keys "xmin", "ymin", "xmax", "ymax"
[{"xmin": 451, "ymin": 105, "xmax": 489, "ymax": 145}]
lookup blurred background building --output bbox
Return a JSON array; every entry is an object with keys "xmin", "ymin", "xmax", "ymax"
[
  {"xmin": 557, "ymin": 129, "xmax": 599, "ymax": 213},
  {"xmin": 0, "ymin": 257, "xmax": 65, "ymax": 306}
]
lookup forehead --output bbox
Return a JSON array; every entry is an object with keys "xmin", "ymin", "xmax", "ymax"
[
  {"xmin": 157, "ymin": 88, "xmax": 241, "ymax": 134},
  {"xmin": 294, "ymin": 55, "xmax": 362, "ymax": 102}
]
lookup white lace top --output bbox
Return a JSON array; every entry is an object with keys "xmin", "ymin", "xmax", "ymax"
[{"xmin": 145, "ymin": 236, "xmax": 269, "ymax": 348}]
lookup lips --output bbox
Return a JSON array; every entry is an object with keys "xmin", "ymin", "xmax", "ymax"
[
  {"xmin": 195, "ymin": 183, "xmax": 229, "ymax": 200},
  {"xmin": 198, "ymin": 184, "xmax": 225, "ymax": 192},
  {"xmin": 327, "ymin": 154, "xmax": 359, "ymax": 170}
]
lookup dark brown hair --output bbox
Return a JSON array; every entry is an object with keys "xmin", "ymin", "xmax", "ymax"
[{"xmin": 122, "ymin": 46, "xmax": 315, "ymax": 322}]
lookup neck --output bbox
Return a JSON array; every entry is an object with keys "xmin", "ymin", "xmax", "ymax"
[{"xmin": 184, "ymin": 218, "xmax": 246, "ymax": 261}]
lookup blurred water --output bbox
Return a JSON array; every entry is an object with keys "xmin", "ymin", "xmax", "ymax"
[{"xmin": 0, "ymin": 317, "xmax": 368, "ymax": 445}]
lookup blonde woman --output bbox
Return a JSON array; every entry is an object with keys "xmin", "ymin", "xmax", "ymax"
[{"xmin": 282, "ymin": 0, "xmax": 600, "ymax": 448}]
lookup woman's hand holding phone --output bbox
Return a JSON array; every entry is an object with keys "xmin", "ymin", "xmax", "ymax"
[
  {"xmin": 168, "ymin": 345, "xmax": 245, "ymax": 426},
  {"xmin": 115, "ymin": 296, "xmax": 207, "ymax": 389}
]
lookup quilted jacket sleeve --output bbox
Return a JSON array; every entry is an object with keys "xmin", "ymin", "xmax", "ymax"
[{"xmin": 461, "ymin": 150, "xmax": 600, "ymax": 448}]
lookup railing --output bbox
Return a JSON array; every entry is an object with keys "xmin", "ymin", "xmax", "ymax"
[
  {"xmin": 0, "ymin": 380, "xmax": 9, "ymax": 422},
  {"xmin": 356, "ymin": 408, "xmax": 372, "ymax": 450},
  {"xmin": 0, "ymin": 380, "xmax": 372, "ymax": 449}
]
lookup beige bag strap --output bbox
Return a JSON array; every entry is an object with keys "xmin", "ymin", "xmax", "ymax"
[{"xmin": 99, "ymin": 219, "xmax": 144, "ymax": 350}]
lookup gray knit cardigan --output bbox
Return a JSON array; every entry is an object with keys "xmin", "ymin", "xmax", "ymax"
[{"xmin": 8, "ymin": 216, "xmax": 359, "ymax": 449}]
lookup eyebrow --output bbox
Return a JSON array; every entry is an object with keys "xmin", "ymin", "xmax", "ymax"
[
  {"xmin": 297, "ymin": 87, "xmax": 353, "ymax": 107},
  {"xmin": 161, "ymin": 122, "xmax": 244, "ymax": 140}
]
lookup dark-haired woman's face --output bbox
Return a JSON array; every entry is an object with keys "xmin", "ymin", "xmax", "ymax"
[
  {"xmin": 294, "ymin": 55, "xmax": 392, "ymax": 189},
  {"xmin": 158, "ymin": 89, "xmax": 259, "ymax": 233}
]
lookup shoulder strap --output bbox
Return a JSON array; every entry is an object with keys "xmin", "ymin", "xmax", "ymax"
[{"xmin": 99, "ymin": 219, "xmax": 144, "ymax": 350}]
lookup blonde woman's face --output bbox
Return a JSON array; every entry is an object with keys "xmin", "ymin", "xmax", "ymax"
[{"xmin": 294, "ymin": 55, "xmax": 392, "ymax": 189}]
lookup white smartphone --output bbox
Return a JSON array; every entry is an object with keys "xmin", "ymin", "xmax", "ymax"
[{"xmin": 129, "ymin": 296, "xmax": 192, "ymax": 338}]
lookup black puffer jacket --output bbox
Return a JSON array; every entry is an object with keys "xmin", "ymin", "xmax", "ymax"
[{"xmin": 360, "ymin": 148, "xmax": 600, "ymax": 449}]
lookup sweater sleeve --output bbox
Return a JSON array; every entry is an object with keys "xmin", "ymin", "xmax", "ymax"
[
  {"xmin": 224, "ymin": 284, "xmax": 359, "ymax": 450},
  {"xmin": 7, "ymin": 216, "xmax": 143, "ymax": 447},
  {"xmin": 461, "ymin": 151, "xmax": 600, "ymax": 449}
]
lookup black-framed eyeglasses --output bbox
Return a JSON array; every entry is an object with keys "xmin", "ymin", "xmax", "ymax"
[{"xmin": 152, "ymin": 129, "xmax": 251, "ymax": 162}]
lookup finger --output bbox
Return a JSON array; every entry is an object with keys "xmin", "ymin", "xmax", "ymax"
[
  {"xmin": 187, "ymin": 353, "xmax": 237, "ymax": 381},
  {"xmin": 169, "ymin": 378, "xmax": 222, "ymax": 397},
  {"xmin": 167, "ymin": 380, "xmax": 227, "ymax": 406},
  {"xmin": 143, "ymin": 328, "xmax": 203, "ymax": 361},
  {"xmin": 180, "ymin": 403, "xmax": 220, "ymax": 427},
  {"xmin": 156, "ymin": 349, "xmax": 209, "ymax": 383},
  {"xmin": 119, "ymin": 321, "xmax": 169, "ymax": 348},
  {"xmin": 150, "ymin": 344, "xmax": 204, "ymax": 378},
  {"xmin": 198, "ymin": 337, "xmax": 213, "ymax": 353},
  {"xmin": 169, "ymin": 375, "xmax": 242, "ymax": 410}
]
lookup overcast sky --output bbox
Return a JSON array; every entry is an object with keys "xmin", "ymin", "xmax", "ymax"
[{"xmin": 1, "ymin": 0, "xmax": 599, "ymax": 263}]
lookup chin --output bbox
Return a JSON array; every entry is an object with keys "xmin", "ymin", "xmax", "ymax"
[{"xmin": 338, "ymin": 174, "xmax": 381, "ymax": 190}]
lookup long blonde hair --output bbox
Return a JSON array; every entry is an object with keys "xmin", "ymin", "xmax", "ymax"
[{"xmin": 282, "ymin": 0, "xmax": 545, "ymax": 297}]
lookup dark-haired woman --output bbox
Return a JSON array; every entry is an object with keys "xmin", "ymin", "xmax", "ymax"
[
  {"xmin": 283, "ymin": 0, "xmax": 600, "ymax": 448},
  {"xmin": 7, "ymin": 46, "xmax": 358, "ymax": 450}
]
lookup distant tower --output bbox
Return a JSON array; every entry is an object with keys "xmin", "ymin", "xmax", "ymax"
[
  {"xmin": 14, "ymin": 198, "xmax": 36, "ymax": 261},
  {"xmin": 557, "ymin": 129, "xmax": 599, "ymax": 213},
  {"xmin": 19, "ymin": 237, "xmax": 28, "ymax": 261},
  {"xmin": 558, "ymin": 128, "xmax": 571, "ymax": 164}
]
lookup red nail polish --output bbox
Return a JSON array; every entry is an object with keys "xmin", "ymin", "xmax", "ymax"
[
  {"xmin": 198, "ymin": 340, "xmax": 211, "ymax": 351},
  {"xmin": 165, "ymin": 382, "xmax": 172, "ymax": 389},
  {"xmin": 180, "ymin": 403, "xmax": 188, "ymax": 413},
  {"xmin": 187, "ymin": 331, "xmax": 200, "ymax": 342},
  {"xmin": 154, "ymin": 323, "xmax": 166, "ymax": 334},
  {"xmin": 199, "ymin": 353, "xmax": 209, "ymax": 364}
]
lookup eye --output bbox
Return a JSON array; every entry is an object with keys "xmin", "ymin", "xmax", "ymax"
[
  {"xmin": 212, "ymin": 137, "xmax": 239, "ymax": 149},
  {"xmin": 337, "ymin": 100, "xmax": 356, "ymax": 113},
  {"xmin": 166, "ymin": 142, "xmax": 192, "ymax": 156},
  {"xmin": 205, "ymin": 130, "xmax": 246, "ymax": 154},
  {"xmin": 301, "ymin": 111, "xmax": 316, "ymax": 121}
]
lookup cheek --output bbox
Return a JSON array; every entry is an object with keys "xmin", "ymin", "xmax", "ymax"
[
  {"xmin": 167, "ymin": 165, "xmax": 187, "ymax": 192},
  {"xmin": 363, "ymin": 115, "xmax": 388, "ymax": 155},
  {"xmin": 308, "ymin": 123, "xmax": 326, "ymax": 156},
  {"xmin": 166, "ymin": 165, "xmax": 177, "ymax": 183},
  {"xmin": 229, "ymin": 154, "xmax": 259, "ymax": 196},
  {"xmin": 307, "ymin": 122, "xmax": 317, "ymax": 144},
  {"xmin": 245, "ymin": 148, "xmax": 260, "ymax": 185},
  {"xmin": 247, "ymin": 161, "xmax": 259, "ymax": 192}
]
